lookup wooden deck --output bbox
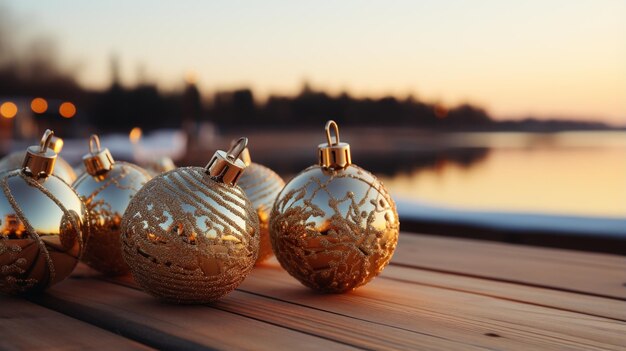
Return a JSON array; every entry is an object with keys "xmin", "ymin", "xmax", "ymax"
[{"xmin": 2, "ymin": 233, "xmax": 625, "ymax": 350}]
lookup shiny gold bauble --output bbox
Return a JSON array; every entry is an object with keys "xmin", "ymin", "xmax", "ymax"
[
  {"xmin": 270, "ymin": 121, "xmax": 399, "ymax": 293},
  {"xmin": 0, "ymin": 170, "xmax": 85, "ymax": 294},
  {"xmin": 237, "ymin": 162, "xmax": 285, "ymax": 264},
  {"xmin": 73, "ymin": 162, "xmax": 151, "ymax": 275},
  {"xmin": 121, "ymin": 166, "xmax": 260, "ymax": 303},
  {"xmin": 0, "ymin": 151, "xmax": 77, "ymax": 184}
]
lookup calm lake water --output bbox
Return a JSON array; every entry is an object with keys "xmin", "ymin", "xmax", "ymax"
[{"xmin": 380, "ymin": 131, "xmax": 626, "ymax": 219}]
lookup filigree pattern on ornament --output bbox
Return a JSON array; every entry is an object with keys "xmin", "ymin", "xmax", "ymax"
[{"xmin": 271, "ymin": 165, "xmax": 398, "ymax": 290}]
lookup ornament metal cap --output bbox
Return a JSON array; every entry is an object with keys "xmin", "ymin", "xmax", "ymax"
[
  {"xmin": 206, "ymin": 137, "xmax": 248, "ymax": 186},
  {"xmin": 83, "ymin": 134, "xmax": 115, "ymax": 176},
  {"xmin": 318, "ymin": 120, "xmax": 351, "ymax": 170},
  {"xmin": 22, "ymin": 129, "xmax": 57, "ymax": 179}
]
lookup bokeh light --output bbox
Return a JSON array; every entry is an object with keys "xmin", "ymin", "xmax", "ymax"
[
  {"xmin": 129, "ymin": 127, "xmax": 142, "ymax": 144},
  {"xmin": 434, "ymin": 104, "xmax": 448, "ymax": 119},
  {"xmin": 59, "ymin": 102, "xmax": 76, "ymax": 118},
  {"xmin": 31, "ymin": 97, "xmax": 48, "ymax": 114},
  {"xmin": 0, "ymin": 102, "xmax": 18, "ymax": 119}
]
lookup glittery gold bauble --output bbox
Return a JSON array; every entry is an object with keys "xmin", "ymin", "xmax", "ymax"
[
  {"xmin": 270, "ymin": 121, "xmax": 399, "ymax": 293},
  {"xmin": 121, "ymin": 138, "xmax": 260, "ymax": 304},
  {"xmin": 235, "ymin": 147, "xmax": 285, "ymax": 264},
  {"xmin": 0, "ymin": 146, "xmax": 77, "ymax": 184},
  {"xmin": 0, "ymin": 130, "xmax": 85, "ymax": 295},
  {"xmin": 73, "ymin": 135, "xmax": 151, "ymax": 276}
]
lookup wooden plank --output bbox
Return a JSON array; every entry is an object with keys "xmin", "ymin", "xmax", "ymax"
[
  {"xmin": 0, "ymin": 296, "xmax": 151, "ymax": 351},
  {"xmin": 393, "ymin": 233, "xmax": 626, "ymax": 299},
  {"xmin": 70, "ymin": 265, "xmax": 483, "ymax": 351},
  {"xmin": 32, "ymin": 275, "xmax": 356, "ymax": 351},
  {"xmin": 237, "ymin": 261, "xmax": 626, "ymax": 351},
  {"xmin": 215, "ymin": 290, "xmax": 484, "ymax": 351},
  {"xmin": 382, "ymin": 265, "xmax": 626, "ymax": 321},
  {"xmin": 84, "ymin": 261, "xmax": 626, "ymax": 351}
]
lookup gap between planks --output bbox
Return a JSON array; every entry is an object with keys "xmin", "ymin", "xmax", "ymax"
[
  {"xmin": 0, "ymin": 296, "xmax": 153, "ymax": 351},
  {"xmin": 64, "ymin": 261, "xmax": 626, "ymax": 351},
  {"xmin": 394, "ymin": 233, "xmax": 626, "ymax": 300}
]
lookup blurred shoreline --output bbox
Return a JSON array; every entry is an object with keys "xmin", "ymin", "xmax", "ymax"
[{"xmin": 2, "ymin": 127, "xmax": 624, "ymax": 174}]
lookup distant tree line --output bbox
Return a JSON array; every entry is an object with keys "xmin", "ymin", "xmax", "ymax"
[{"xmin": 210, "ymin": 86, "xmax": 492, "ymax": 130}]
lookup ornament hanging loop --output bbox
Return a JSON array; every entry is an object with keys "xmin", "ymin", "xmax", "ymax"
[
  {"xmin": 206, "ymin": 137, "xmax": 248, "ymax": 186},
  {"xmin": 325, "ymin": 120, "xmax": 340, "ymax": 146},
  {"xmin": 318, "ymin": 120, "xmax": 351, "ymax": 170},
  {"xmin": 89, "ymin": 134, "xmax": 102, "ymax": 154},
  {"xmin": 230, "ymin": 138, "xmax": 252, "ymax": 166},
  {"xmin": 39, "ymin": 129, "xmax": 55, "ymax": 153},
  {"xmin": 227, "ymin": 137, "xmax": 248, "ymax": 161}
]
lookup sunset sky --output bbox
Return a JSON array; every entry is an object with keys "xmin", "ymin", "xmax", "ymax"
[{"xmin": 7, "ymin": 0, "xmax": 626, "ymax": 124}]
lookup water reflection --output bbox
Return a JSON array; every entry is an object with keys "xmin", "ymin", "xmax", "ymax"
[{"xmin": 381, "ymin": 132, "xmax": 626, "ymax": 218}]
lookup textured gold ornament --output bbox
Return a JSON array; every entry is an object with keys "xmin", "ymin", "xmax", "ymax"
[
  {"xmin": 0, "ymin": 130, "xmax": 85, "ymax": 294},
  {"xmin": 121, "ymin": 138, "xmax": 260, "ymax": 303},
  {"xmin": 235, "ymin": 146, "xmax": 285, "ymax": 264},
  {"xmin": 73, "ymin": 135, "xmax": 151, "ymax": 276},
  {"xmin": 0, "ymin": 136, "xmax": 77, "ymax": 184},
  {"xmin": 270, "ymin": 121, "xmax": 399, "ymax": 293}
]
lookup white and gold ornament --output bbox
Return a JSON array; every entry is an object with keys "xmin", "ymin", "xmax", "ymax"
[
  {"xmin": 0, "ymin": 130, "xmax": 85, "ymax": 294},
  {"xmin": 235, "ymin": 145, "xmax": 285, "ymax": 264},
  {"xmin": 72, "ymin": 135, "xmax": 151, "ymax": 276},
  {"xmin": 270, "ymin": 121, "xmax": 399, "ymax": 293},
  {"xmin": 121, "ymin": 138, "xmax": 260, "ymax": 303}
]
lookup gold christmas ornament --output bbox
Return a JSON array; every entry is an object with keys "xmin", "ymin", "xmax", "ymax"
[
  {"xmin": 270, "ymin": 121, "xmax": 399, "ymax": 293},
  {"xmin": 235, "ymin": 144, "xmax": 285, "ymax": 264},
  {"xmin": 0, "ymin": 130, "xmax": 85, "ymax": 294},
  {"xmin": 0, "ymin": 135, "xmax": 77, "ymax": 184},
  {"xmin": 72, "ymin": 135, "xmax": 151, "ymax": 276},
  {"xmin": 121, "ymin": 138, "xmax": 260, "ymax": 303}
]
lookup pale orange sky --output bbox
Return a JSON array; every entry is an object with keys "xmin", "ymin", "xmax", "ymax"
[{"xmin": 9, "ymin": 0, "xmax": 626, "ymax": 125}]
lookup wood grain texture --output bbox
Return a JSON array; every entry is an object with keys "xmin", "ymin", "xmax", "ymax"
[
  {"xmin": 0, "ymin": 296, "xmax": 151, "ymax": 351},
  {"xmin": 10, "ymin": 233, "xmax": 626, "ymax": 351},
  {"xmin": 78, "ymin": 258, "xmax": 626, "ymax": 351},
  {"xmin": 393, "ymin": 234, "xmax": 626, "ymax": 299},
  {"xmin": 382, "ymin": 265, "xmax": 626, "ymax": 321},
  {"xmin": 238, "ymin": 261, "xmax": 626, "ymax": 351},
  {"xmin": 35, "ymin": 276, "xmax": 356, "ymax": 351}
]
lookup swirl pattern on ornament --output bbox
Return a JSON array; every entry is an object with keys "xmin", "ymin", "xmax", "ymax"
[
  {"xmin": 0, "ymin": 170, "xmax": 84, "ymax": 294},
  {"xmin": 270, "ymin": 164, "xmax": 399, "ymax": 293},
  {"xmin": 121, "ymin": 167, "xmax": 260, "ymax": 303}
]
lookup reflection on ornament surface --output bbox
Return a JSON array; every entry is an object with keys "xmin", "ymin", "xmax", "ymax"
[
  {"xmin": 121, "ymin": 167, "xmax": 260, "ymax": 303},
  {"xmin": 144, "ymin": 156, "xmax": 176, "ymax": 177},
  {"xmin": 0, "ymin": 170, "xmax": 85, "ymax": 294},
  {"xmin": 237, "ymin": 162, "xmax": 285, "ymax": 264},
  {"xmin": 0, "ymin": 151, "xmax": 77, "ymax": 184},
  {"xmin": 73, "ymin": 162, "xmax": 151, "ymax": 275},
  {"xmin": 270, "ymin": 164, "xmax": 399, "ymax": 293}
]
